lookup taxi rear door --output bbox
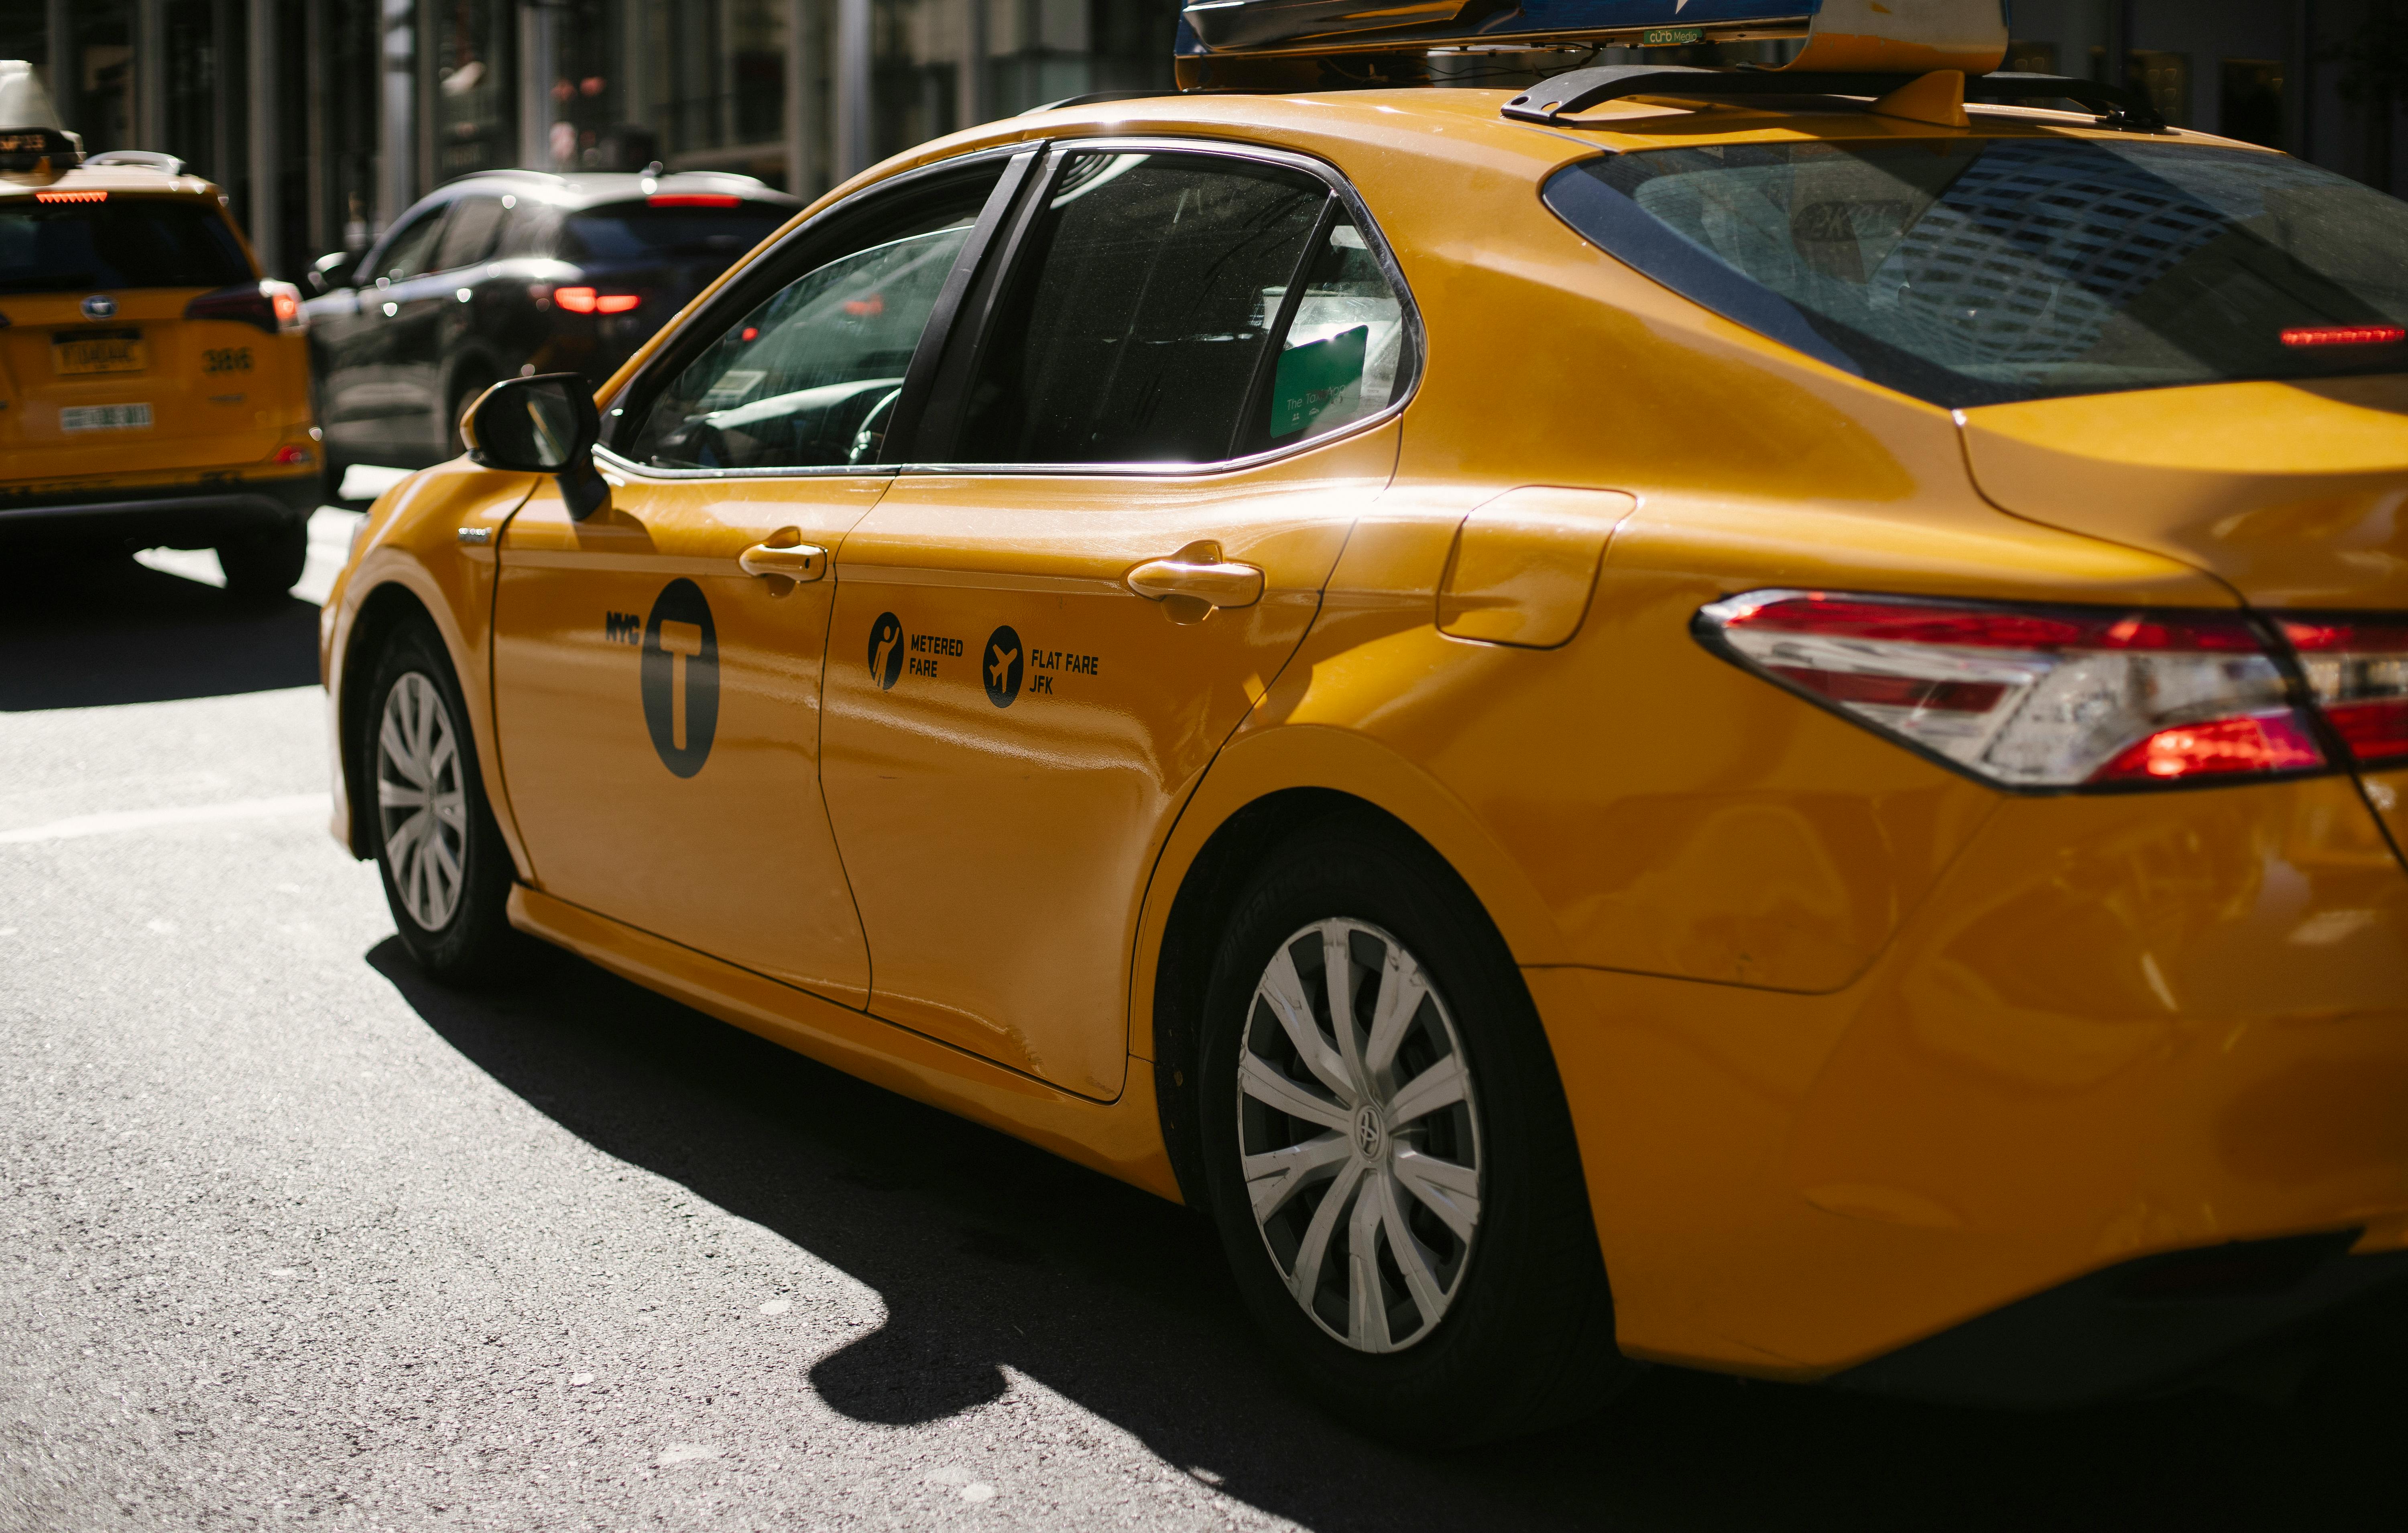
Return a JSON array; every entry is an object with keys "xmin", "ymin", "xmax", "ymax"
[
  {"xmin": 488, "ymin": 157, "xmax": 1019, "ymax": 1009},
  {"xmin": 820, "ymin": 144, "xmax": 1411, "ymax": 1100}
]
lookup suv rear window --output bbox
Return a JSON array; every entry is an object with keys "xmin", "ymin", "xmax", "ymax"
[
  {"xmin": 1544, "ymin": 137, "xmax": 2408, "ymax": 407},
  {"xmin": 558, "ymin": 201, "xmax": 789, "ymax": 263},
  {"xmin": 0, "ymin": 197, "xmax": 252, "ymax": 293}
]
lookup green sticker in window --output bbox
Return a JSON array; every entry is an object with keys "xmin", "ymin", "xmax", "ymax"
[{"xmin": 1269, "ymin": 325, "xmax": 1368, "ymax": 440}]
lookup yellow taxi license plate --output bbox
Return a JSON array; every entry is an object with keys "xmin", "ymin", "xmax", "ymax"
[{"xmin": 53, "ymin": 332, "xmax": 145, "ymax": 375}]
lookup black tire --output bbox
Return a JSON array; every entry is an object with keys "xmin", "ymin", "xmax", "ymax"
[
  {"xmin": 364, "ymin": 619, "xmax": 526, "ymax": 984},
  {"xmin": 216, "ymin": 518, "xmax": 309, "ymax": 605},
  {"xmin": 1196, "ymin": 811, "xmax": 1636, "ymax": 1446}
]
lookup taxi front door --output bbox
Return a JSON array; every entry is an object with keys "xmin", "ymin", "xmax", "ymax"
[
  {"xmin": 486, "ymin": 159, "xmax": 1011, "ymax": 1010},
  {"xmin": 820, "ymin": 146, "xmax": 1409, "ymax": 1100},
  {"xmin": 491, "ymin": 471, "xmax": 881, "ymax": 1006}
]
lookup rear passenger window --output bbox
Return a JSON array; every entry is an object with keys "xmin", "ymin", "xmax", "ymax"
[
  {"xmin": 1264, "ymin": 218, "xmax": 1409, "ymax": 448},
  {"xmin": 954, "ymin": 151, "xmax": 1367, "ymax": 465}
]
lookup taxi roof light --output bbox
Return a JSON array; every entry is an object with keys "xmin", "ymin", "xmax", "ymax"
[{"xmin": 1696, "ymin": 590, "xmax": 2328, "ymax": 791}]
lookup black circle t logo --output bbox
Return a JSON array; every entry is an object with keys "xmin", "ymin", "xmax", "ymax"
[
  {"xmin": 641, "ymin": 579, "xmax": 718, "ymax": 778},
  {"xmin": 867, "ymin": 611, "xmax": 904, "ymax": 690},
  {"xmin": 983, "ymin": 625, "xmax": 1023, "ymax": 708}
]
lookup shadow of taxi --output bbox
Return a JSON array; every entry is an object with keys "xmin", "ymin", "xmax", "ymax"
[
  {"xmin": 368, "ymin": 937, "xmax": 2408, "ymax": 1533},
  {"xmin": 0, "ymin": 553, "xmax": 320, "ymax": 711}
]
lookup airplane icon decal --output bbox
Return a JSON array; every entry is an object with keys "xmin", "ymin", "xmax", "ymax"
[{"xmin": 983, "ymin": 626, "xmax": 1024, "ymax": 708}]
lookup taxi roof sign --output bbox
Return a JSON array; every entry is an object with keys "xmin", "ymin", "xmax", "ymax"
[
  {"xmin": 1177, "ymin": 0, "xmax": 2008, "ymax": 76},
  {"xmin": 1, "ymin": 59, "xmax": 82, "ymax": 175}
]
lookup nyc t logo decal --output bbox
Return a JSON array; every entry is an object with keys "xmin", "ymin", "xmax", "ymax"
[{"xmin": 641, "ymin": 579, "xmax": 718, "ymax": 778}]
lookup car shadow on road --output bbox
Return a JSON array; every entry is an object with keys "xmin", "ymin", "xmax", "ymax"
[
  {"xmin": 370, "ymin": 938, "xmax": 2408, "ymax": 1533},
  {"xmin": 0, "ymin": 554, "xmax": 320, "ymax": 711}
]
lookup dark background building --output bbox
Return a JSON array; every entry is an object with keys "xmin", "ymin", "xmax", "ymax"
[{"xmin": 2, "ymin": 0, "xmax": 2401, "ymax": 278}]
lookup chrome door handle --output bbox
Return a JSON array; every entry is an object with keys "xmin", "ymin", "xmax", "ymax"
[
  {"xmin": 1126, "ymin": 541, "xmax": 1264, "ymax": 610},
  {"xmin": 738, "ymin": 542, "xmax": 828, "ymax": 581}
]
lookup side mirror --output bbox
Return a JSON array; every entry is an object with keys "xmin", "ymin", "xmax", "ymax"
[
  {"xmin": 463, "ymin": 374, "xmax": 612, "ymax": 519},
  {"xmin": 307, "ymin": 250, "xmax": 356, "ymax": 295}
]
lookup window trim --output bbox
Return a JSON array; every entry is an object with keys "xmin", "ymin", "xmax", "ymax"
[
  {"xmin": 903, "ymin": 134, "xmax": 1425, "ymax": 479},
  {"xmin": 593, "ymin": 132, "xmax": 1424, "ymax": 484},
  {"xmin": 596, "ymin": 143, "xmax": 1035, "ymax": 482}
]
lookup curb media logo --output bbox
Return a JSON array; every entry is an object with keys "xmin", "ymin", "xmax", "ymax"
[
  {"xmin": 641, "ymin": 579, "xmax": 718, "ymax": 777},
  {"xmin": 982, "ymin": 625, "xmax": 1022, "ymax": 708},
  {"xmin": 868, "ymin": 611, "xmax": 904, "ymax": 690}
]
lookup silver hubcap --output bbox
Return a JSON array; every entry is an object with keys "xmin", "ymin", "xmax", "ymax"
[
  {"xmin": 1237, "ymin": 918, "xmax": 1483, "ymax": 1354},
  {"xmin": 376, "ymin": 672, "xmax": 468, "ymax": 932}
]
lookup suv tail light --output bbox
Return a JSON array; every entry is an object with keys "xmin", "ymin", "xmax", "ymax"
[
  {"xmin": 2280, "ymin": 617, "xmax": 2408, "ymax": 768},
  {"xmin": 185, "ymin": 279, "xmax": 307, "ymax": 334},
  {"xmin": 552, "ymin": 286, "xmax": 640, "ymax": 315},
  {"xmin": 1696, "ymin": 590, "xmax": 2325, "ymax": 790}
]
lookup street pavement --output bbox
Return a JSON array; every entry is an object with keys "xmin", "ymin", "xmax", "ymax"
[{"xmin": 5, "ymin": 509, "xmax": 2408, "ymax": 1532}]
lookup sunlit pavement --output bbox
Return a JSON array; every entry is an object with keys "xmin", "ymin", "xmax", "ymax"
[{"xmin": 6, "ymin": 491, "xmax": 2408, "ymax": 1531}]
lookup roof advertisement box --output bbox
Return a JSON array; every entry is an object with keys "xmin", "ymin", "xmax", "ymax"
[{"xmin": 1176, "ymin": 0, "xmax": 2007, "ymax": 75}]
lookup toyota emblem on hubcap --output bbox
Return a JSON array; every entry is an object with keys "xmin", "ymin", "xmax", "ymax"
[{"xmin": 1354, "ymin": 1104, "xmax": 1384, "ymax": 1160}]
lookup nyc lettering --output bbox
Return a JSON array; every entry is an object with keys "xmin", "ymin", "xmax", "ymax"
[
  {"xmin": 604, "ymin": 611, "xmax": 641, "ymax": 645},
  {"xmin": 908, "ymin": 632, "xmax": 964, "ymax": 678}
]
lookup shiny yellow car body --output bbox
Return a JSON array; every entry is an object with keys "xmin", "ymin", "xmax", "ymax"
[
  {"xmin": 1, "ymin": 157, "xmax": 319, "ymax": 593},
  {"xmin": 320, "ymin": 84, "xmax": 2408, "ymax": 1420}
]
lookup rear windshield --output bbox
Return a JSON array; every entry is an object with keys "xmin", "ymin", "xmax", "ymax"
[
  {"xmin": 1544, "ymin": 137, "xmax": 2408, "ymax": 407},
  {"xmin": 558, "ymin": 201, "xmax": 789, "ymax": 264},
  {"xmin": 0, "ymin": 197, "xmax": 252, "ymax": 294}
]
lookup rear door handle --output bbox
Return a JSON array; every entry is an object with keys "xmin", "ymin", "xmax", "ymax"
[
  {"xmin": 739, "ymin": 542, "xmax": 829, "ymax": 581},
  {"xmin": 1126, "ymin": 540, "xmax": 1264, "ymax": 611}
]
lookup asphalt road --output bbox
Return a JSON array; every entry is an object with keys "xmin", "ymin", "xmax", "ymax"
[{"xmin": 6, "ymin": 513, "xmax": 2408, "ymax": 1532}]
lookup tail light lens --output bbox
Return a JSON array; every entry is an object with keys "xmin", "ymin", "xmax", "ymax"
[
  {"xmin": 552, "ymin": 286, "xmax": 640, "ymax": 315},
  {"xmin": 2280, "ymin": 617, "xmax": 2408, "ymax": 768},
  {"xmin": 1696, "ymin": 590, "xmax": 2325, "ymax": 790},
  {"xmin": 185, "ymin": 279, "xmax": 307, "ymax": 334}
]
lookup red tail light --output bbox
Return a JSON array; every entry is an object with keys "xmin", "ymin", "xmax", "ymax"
[
  {"xmin": 647, "ymin": 193, "xmax": 741, "ymax": 207},
  {"xmin": 1696, "ymin": 590, "xmax": 2325, "ymax": 790},
  {"xmin": 2280, "ymin": 324, "xmax": 2406, "ymax": 348},
  {"xmin": 552, "ymin": 286, "xmax": 640, "ymax": 315},
  {"xmin": 185, "ymin": 279, "xmax": 307, "ymax": 334},
  {"xmin": 2280, "ymin": 617, "xmax": 2408, "ymax": 767}
]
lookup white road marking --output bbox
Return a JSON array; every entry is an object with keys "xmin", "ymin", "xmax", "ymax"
[
  {"xmin": 339, "ymin": 464, "xmax": 414, "ymax": 501},
  {"xmin": 0, "ymin": 794, "xmax": 327, "ymax": 845}
]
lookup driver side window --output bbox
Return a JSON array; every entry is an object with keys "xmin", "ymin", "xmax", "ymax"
[
  {"xmin": 626, "ymin": 170, "xmax": 1001, "ymax": 472},
  {"xmin": 372, "ymin": 204, "xmax": 450, "ymax": 284}
]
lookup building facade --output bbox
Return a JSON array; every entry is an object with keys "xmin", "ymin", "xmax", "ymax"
[{"xmin": 2, "ymin": 0, "xmax": 2401, "ymax": 278}]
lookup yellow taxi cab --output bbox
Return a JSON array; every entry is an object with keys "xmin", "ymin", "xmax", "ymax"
[
  {"xmin": 2, "ymin": 63, "xmax": 318, "ymax": 601},
  {"xmin": 317, "ymin": 0, "xmax": 2408, "ymax": 1443}
]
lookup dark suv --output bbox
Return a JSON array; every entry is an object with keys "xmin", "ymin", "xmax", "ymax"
[{"xmin": 303, "ymin": 169, "xmax": 799, "ymax": 482}]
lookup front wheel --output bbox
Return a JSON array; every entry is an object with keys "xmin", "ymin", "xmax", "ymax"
[
  {"xmin": 1197, "ymin": 813, "xmax": 1635, "ymax": 1445},
  {"xmin": 365, "ymin": 620, "xmax": 525, "ymax": 983}
]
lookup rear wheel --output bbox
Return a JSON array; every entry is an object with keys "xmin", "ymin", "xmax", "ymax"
[
  {"xmin": 1196, "ymin": 812, "xmax": 1635, "ymax": 1445},
  {"xmin": 216, "ymin": 518, "xmax": 309, "ymax": 605},
  {"xmin": 366, "ymin": 619, "xmax": 525, "ymax": 983}
]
